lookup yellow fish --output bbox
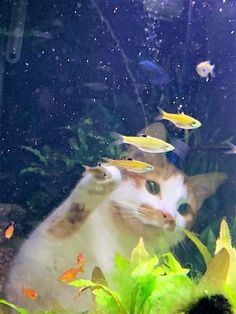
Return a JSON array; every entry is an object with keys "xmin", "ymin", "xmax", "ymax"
[
  {"xmin": 156, "ymin": 107, "xmax": 201, "ymax": 129},
  {"xmin": 101, "ymin": 157, "xmax": 154, "ymax": 173},
  {"xmin": 116, "ymin": 133, "xmax": 174, "ymax": 153},
  {"xmin": 196, "ymin": 60, "xmax": 215, "ymax": 81}
]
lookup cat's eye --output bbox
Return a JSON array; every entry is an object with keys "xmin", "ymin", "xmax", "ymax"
[
  {"xmin": 177, "ymin": 203, "xmax": 191, "ymax": 216},
  {"xmin": 145, "ymin": 180, "xmax": 160, "ymax": 195}
]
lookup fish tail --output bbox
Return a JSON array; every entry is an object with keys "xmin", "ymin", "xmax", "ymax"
[
  {"xmin": 155, "ymin": 107, "xmax": 165, "ymax": 121},
  {"xmin": 210, "ymin": 64, "xmax": 215, "ymax": 78},
  {"xmin": 223, "ymin": 141, "xmax": 236, "ymax": 154},
  {"xmin": 112, "ymin": 132, "xmax": 124, "ymax": 144}
]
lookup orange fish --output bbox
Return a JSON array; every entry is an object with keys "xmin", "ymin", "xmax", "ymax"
[
  {"xmin": 22, "ymin": 287, "xmax": 39, "ymax": 299},
  {"xmin": 4, "ymin": 222, "xmax": 14, "ymax": 239},
  {"xmin": 59, "ymin": 265, "xmax": 83, "ymax": 283},
  {"xmin": 77, "ymin": 253, "xmax": 84, "ymax": 268}
]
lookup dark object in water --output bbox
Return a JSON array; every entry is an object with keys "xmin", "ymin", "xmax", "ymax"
[
  {"xmin": 138, "ymin": 60, "xmax": 170, "ymax": 85},
  {"xmin": 187, "ymin": 294, "xmax": 233, "ymax": 314},
  {"xmin": 167, "ymin": 138, "xmax": 190, "ymax": 168}
]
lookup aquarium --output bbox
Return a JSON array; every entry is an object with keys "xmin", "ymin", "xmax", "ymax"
[{"xmin": 0, "ymin": 0, "xmax": 236, "ymax": 313}]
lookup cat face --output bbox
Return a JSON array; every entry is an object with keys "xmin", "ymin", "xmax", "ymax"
[
  {"xmin": 110, "ymin": 167, "xmax": 188, "ymax": 232},
  {"xmin": 107, "ymin": 123, "xmax": 226, "ymax": 247}
]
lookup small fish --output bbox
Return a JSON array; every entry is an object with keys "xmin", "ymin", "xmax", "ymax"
[
  {"xmin": 116, "ymin": 133, "xmax": 174, "ymax": 153},
  {"xmin": 4, "ymin": 222, "xmax": 14, "ymax": 239},
  {"xmin": 224, "ymin": 142, "xmax": 236, "ymax": 154},
  {"xmin": 196, "ymin": 61, "xmax": 215, "ymax": 82},
  {"xmin": 101, "ymin": 157, "xmax": 154, "ymax": 173},
  {"xmin": 139, "ymin": 60, "xmax": 170, "ymax": 85},
  {"xmin": 156, "ymin": 108, "xmax": 201, "ymax": 129},
  {"xmin": 77, "ymin": 253, "xmax": 85, "ymax": 268},
  {"xmin": 22, "ymin": 287, "xmax": 39, "ymax": 299},
  {"xmin": 59, "ymin": 265, "xmax": 83, "ymax": 283}
]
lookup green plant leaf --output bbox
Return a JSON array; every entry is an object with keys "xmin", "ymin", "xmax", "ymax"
[
  {"xmin": 21, "ymin": 146, "xmax": 48, "ymax": 166},
  {"xmin": 132, "ymin": 256, "xmax": 159, "ymax": 279},
  {"xmin": 130, "ymin": 237, "xmax": 150, "ymax": 267},
  {"xmin": 183, "ymin": 228, "xmax": 212, "ymax": 266},
  {"xmin": 69, "ymin": 279, "xmax": 128, "ymax": 314},
  {"xmin": 92, "ymin": 266, "xmax": 108, "ymax": 286},
  {"xmin": 92, "ymin": 288, "xmax": 119, "ymax": 313},
  {"xmin": 159, "ymin": 253, "xmax": 189, "ymax": 275},
  {"xmin": 0, "ymin": 299, "xmax": 29, "ymax": 314},
  {"xmin": 114, "ymin": 253, "xmax": 130, "ymax": 271},
  {"xmin": 20, "ymin": 166, "xmax": 48, "ymax": 176}
]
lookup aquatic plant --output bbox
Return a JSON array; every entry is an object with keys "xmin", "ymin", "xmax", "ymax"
[
  {"xmin": 0, "ymin": 299, "xmax": 28, "ymax": 314},
  {"xmin": 0, "ymin": 298, "xmax": 63, "ymax": 314},
  {"xmin": 19, "ymin": 117, "xmax": 125, "ymax": 218},
  {"xmin": 184, "ymin": 219, "xmax": 236, "ymax": 309},
  {"xmin": 21, "ymin": 117, "xmax": 123, "ymax": 176},
  {"xmin": 69, "ymin": 219, "xmax": 236, "ymax": 313},
  {"xmin": 70, "ymin": 238, "xmax": 193, "ymax": 314}
]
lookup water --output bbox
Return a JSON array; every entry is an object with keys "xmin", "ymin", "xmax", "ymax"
[{"xmin": 0, "ymin": 0, "xmax": 236, "ymax": 313}]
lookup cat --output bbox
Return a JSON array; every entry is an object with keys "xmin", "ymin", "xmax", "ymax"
[{"xmin": 4, "ymin": 123, "xmax": 226, "ymax": 313}]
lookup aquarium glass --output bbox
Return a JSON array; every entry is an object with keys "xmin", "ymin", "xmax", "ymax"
[{"xmin": 0, "ymin": 0, "xmax": 236, "ymax": 313}]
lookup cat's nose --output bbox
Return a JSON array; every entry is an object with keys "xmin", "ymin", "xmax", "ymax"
[{"xmin": 162, "ymin": 212, "xmax": 176, "ymax": 230}]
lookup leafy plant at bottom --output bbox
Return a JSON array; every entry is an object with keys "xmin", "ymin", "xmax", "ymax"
[
  {"xmin": 184, "ymin": 219, "xmax": 236, "ymax": 310},
  {"xmin": 69, "ymin": 238, "xmax": 193, "ymax": 314}
]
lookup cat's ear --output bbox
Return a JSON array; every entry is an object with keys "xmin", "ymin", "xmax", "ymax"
[
  {"xmin": 188, "ymin": 172, "xmax": 227, "ymax": 210},
  {"xmin": 127, "ymin": 122, "xmax": 168, "ymax": 167},
  {"xmin": 139, "ymin": 122, "xmax": 167, "ymax": 141}
]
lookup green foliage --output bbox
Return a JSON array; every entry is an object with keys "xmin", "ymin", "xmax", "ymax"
[
  {"xmin": 20, "ymin": 117, "xmax": 125, "ymax": 217},
  {"xmin": 0, "ymin": 299, "xmax": 29, "ymax": 314},
  {"xmin": 183, "ymin": 228, "xmax": 212, "ymax": 266},
  {"xmin": 70, "ymin": 238, "xmax": 193, "ymax": 314},
  {"xmin": 21, "ymin": 118, "xmax": 123, "ymax": 177}
]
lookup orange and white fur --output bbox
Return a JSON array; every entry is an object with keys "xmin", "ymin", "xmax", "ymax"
[{"xmin": 4, "ymin": 123, "xmax": 226, "ymax": 313}]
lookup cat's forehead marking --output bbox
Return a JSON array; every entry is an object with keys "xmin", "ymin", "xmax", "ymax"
[{"xmin": 46, "ymin": 203, "xmax": 90, "ymax": 239}]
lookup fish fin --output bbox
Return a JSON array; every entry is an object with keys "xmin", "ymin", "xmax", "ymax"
[
  {"xmin": 177, "ymin": 108, "xmax": 184, "ymax": 114},
  {"xmin": 155, "ymin": 107, "xmax": 165, "ymax": 121},
  {"xmin": 224, "ymin": 145, "xmax": 236, "ymax": 154},
  {"xmin": 226, "ymin": 141, "xmax": 235, "ymax": 149},
  {"xmin": 210, "ymin": 65, "xmax": 215, "ymax": 78},
  {"xmin": 112, "ymin": 132, "xmax": 124, "ymax": 144},
  {"xmin": 206, "ymin": 75, "xmax": 209, "ymax": 82},
  {"xmin": 223, "ymin": 141, "xmax": 236, "ymax": 154}
]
